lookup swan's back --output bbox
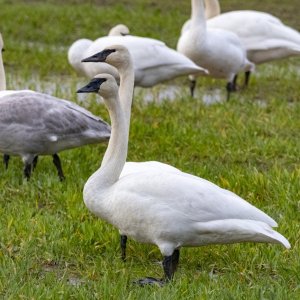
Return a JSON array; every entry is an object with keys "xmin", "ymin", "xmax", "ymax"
[
  {"xmin": 207, "ymin": 10, "xmax": 300, "ymax": 63},
  {"xmin": 68, "ymin": 38, "xmax": 93, "ymax": 75},
  {"xmin": 0, "ymin": 91, "xmax": 110, "ymax": 156}
]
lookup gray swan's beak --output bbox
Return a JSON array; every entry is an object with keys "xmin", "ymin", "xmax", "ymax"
[
  {"xmin": 77, "ymin": 78, "xmax": 107, "ymax": 93},
  {"xmin": 81, "ymin": 49, "xmax": 116, "ymax": 63}
]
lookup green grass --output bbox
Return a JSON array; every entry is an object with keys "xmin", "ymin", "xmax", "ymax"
[{"xmin": 0, "ymin": 0, "xmax": 300, "ymax": 298}]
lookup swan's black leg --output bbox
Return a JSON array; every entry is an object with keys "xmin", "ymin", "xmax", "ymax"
[
  {"xmin": 163, "ymin": 249, "xmax": 180, "ymax": 281},
  {"xmin": 133, "ymin": 249, "xmax": 180, "ymax": 286},
  {"xmin": 226, "ymin": 81, "xmax": 235, "ymax": 101},
  {"xmin": 52, "ymin": 154, "xmax": 65, "ymax": 181},
  {"xmin": 3, "ymin": 154, "xmax": 10, "ymax": 169},
  {"xmin": 244, "ymin": 70, "xmax": 251, "ymax": 87},
  {"xmin": 32, "ymin": 156, "xmax": 38, "ymax": 171},
  {"xmin": 120, "ymin": 234, "xmax": 127, "ymax": 261},
  {"xmin": 232, "ymin": 74, "xmax": 238, "ymax": 91},
  {"xmin": 23, "ymin": 162, "xmax": 32, "ymax": 180},
  {"xmin": 189, "ymin": 79, "xmax": 197, "ymax": 97}
]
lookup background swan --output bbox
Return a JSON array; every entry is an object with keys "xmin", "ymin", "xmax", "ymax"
[
  {"xmin": 69, "ymin": 28, "xmax": 208, "ymax": 88},
  {"xmin": 182, "ymin": 0, "xmax": 300, "ymax": 85},
  {"xmin": 78, "ymin": 46, "xmax": 290, "ymax": 285},
  {"xmin": 0, "ymin": 91, "xmax": 110, "ymax": 180},
  {"xmin": 108, "ymin": 24, "xmax": 130, "ymax": 36},
  {"xmin": 177, "ymin": 0, "xmax": 254, "ymax": 100}
]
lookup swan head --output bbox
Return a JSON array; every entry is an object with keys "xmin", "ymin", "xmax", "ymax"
[
  {"xmin": 77, "ymin": 73, "xmax": 119, "ymax": 100},
  {"xmin": 108, "ymin": 24, "xmax": 130, "ymax": 36},
  {"xmin": 81, "ymin": 45, "xmax": 133, "ymax": 72}
]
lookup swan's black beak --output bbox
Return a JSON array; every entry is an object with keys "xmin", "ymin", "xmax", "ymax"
[
  {"xmin": 81, "ymin": 49, "xmax": 116, "ymax": 63},
  {"xmin": 77, "ymin": 78, "xmax": 107, "ymax": 93}
]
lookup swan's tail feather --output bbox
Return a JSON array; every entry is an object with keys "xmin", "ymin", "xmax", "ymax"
[{"xmin": 195, "ymin": 219, "xmax": 290, "ymax": 249}]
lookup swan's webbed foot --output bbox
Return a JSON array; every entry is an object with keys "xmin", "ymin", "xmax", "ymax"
[
  {"xmin": 120, "ymin": 234, "xmax": 127, "ymax": 261},
  {"xmin": 52, "ymin": 154, "xmax": 65, "ymax": 181},
  {"xmin": 133, "ymin": 249, "xmax": 180, "ymax": 286},
  {"xmin": 3, "ymin": 154, "xmax": 10, "ymax": 169},
  {"xmin": 133, "ymin": 277, "xmax": 165, "ymax": 287}
]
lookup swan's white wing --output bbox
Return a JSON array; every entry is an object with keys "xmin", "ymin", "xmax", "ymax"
[
  {"xmin": 68, "ymin": 38, "xmax": 93, "ymax": 75},
  {"xmin": 208, "ymin": 11, "xmax": 300, "ymax": 54},
  {"xmin": 114, "ymin": 170, "xmax": 277, "ymax": 227}
]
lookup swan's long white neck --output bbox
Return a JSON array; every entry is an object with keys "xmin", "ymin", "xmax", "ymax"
[
  {"xmin": 83, "ymin": 88, "xmax": 128, "ymax": 210},
  {"xmin": 0, "ymin": 49, "xmax": 6, "ymax": 91},
  {"xmin": 204, "ymin": 0, "xmax": 221, "ymax": 19},
  {"xmin": 83, "ymin": 51, "xmax": 135, "ymax": 216},
  {"xmin": 191, "ymin": 0, "xmax": 206, "ymax": 29},
  {"xmin": 118, "ymin": 61, "xmax": 135, "ymax": 135}
]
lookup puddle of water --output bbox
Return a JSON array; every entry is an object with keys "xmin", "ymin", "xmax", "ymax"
[{"xmin": 6, "ymin": 72, "xmax": 226, "ymax": 106}]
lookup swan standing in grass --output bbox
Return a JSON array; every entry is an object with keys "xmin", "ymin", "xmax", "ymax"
[
  {"xmin": 177, "ymin": 0, "xmax": 254, "ymax": 99},
  {"xmin": 68, "ymin": 28, "xmax": 208, "ymax": 88},
  {"xmin": 0, "ymin": 33, "xmax": 110, "ymax": 180},
  {"xmin": 78, "ymin": 46, "xmax": 290, "ymax": 285},
  {"xmin": 182, "ymin": 0, "xmax": 300, "ymax": 86},
  {"xmin": 0, "ymin": 91, "xmax": 110, "ymax": 180}
]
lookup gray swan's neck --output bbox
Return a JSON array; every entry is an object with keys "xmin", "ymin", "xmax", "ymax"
[{"xmin": 0, "ymin": 50, "xmax": 6, "ymax": 90}]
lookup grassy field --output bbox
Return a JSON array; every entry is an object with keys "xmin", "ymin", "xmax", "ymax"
[{"xmin": 0, "ymin": 0, "xmax": 300, "ymax": 299}]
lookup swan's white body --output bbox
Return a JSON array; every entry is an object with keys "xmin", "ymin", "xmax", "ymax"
[
  {"xmin": 68, "ymin": 33, "xmax": 208, "ymax": 87},
  {"xmin": 207, "ymin": 11, "xmax": 300, "ymax": 64},
  {"xmin": 182, "ymin": 0, "xmax": 300, "ymax": 65},
  {"xmin": 0, "ymin": 91, "xmax": 111, "ymax": 166},
  {"xmin": 177, "ymin": 0, "xmax": 253, "ymax": 83},
  {"xmin": 80, "ymin": 46, "xmax": 290, "ymax": 281}
]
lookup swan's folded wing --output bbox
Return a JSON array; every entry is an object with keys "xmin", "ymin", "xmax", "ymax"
[{"xmin": 113, "ymin": 170, "xmax": 278, "ymax": 227}]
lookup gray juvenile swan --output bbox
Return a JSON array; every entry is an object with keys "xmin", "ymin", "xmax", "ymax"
[
  {"xmin": 0, "ymin": 91, "xmax": 110, "ymax": 180},
  {"xmin": 77, "ymin": 46, "xmax": 290, "ymax": 285}
]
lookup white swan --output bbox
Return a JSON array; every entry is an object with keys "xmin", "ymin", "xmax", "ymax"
[
  {"xmin": 69, "ymin": 29, "xmax": 208, "ymax": 88},
  {"xmin": 177, "ymin": 0, "xmax": 253, "ymax": 100},
  {"xmin": 78, "ymin": 45, "xmax": 290, "ymax": 285},
  {"xmin": 182, "ymin": 0, "xmax": 300, "ymax": 85}
]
